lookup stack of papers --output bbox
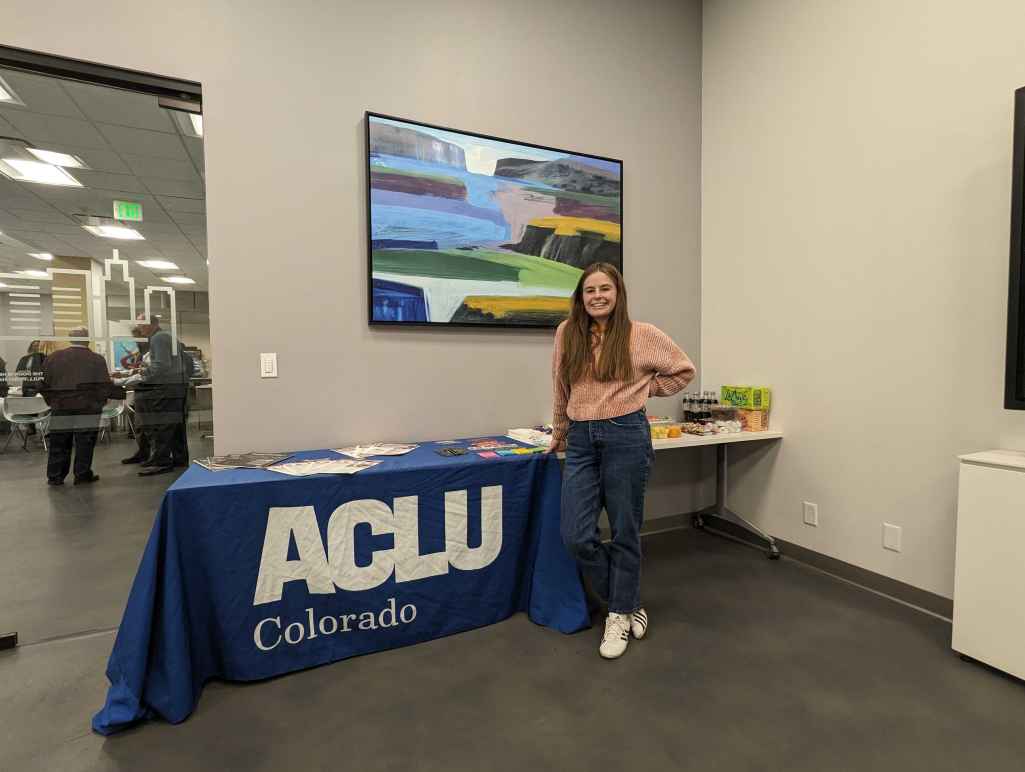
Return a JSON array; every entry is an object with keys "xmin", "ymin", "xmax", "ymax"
[
  {"xmin": 194, "ymin": 452, "xmax": 293, "ymax": 471},
  {"xmin": 467, "ymin": 439, "xmax": 519, "ymax": 451},
  {"xmin": 506, "ymin": 429, "xmax": 553, "ymax": 448},
  {"xmin": 269, "ymin": 458, "xmax": 380, "ymax": 477},
  {"xmin": 334, "ymin": 443, "xmax": 419, "ymax": 459}
]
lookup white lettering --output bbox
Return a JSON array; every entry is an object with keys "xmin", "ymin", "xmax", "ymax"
[
  {"xmin": 284, "ymin": 621, "xmax": 305, "ymax": 645},
  {"xmin": 253, "ymin": 601, "xmax": 418, "ymax": 652},
  {"xmin": 379, "ymin": 597, "xmax": 399, "ymax": 628},
  {"xmin": 445, "ymin": 486, "xmax": 503, "ymax": 571},
  {"xmin": 305, "ymin": 607, "xmax": 318, "ymax": 639},
  {"xmin": 393, "ymin": 496, "xmax": 448, "ymax": 582},
  {"xmin": 253, "ymin": 507, "xmax": 334, "ymax": 605},
  {"xmin": 253, "ymin": 486, "xmax": 505, "ymax": 605},
  {"xmin": 254, "ymin": 616, "xmax": 281, "ymax": 651},
  {"xmin": 327, "ymin": 500, "xmax": 395, "ymax": 591}
]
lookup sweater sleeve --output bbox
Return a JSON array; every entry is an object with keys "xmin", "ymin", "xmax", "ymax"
[
  {"xmin": 645, "ymin": 326, "xmax": 696, "ymax": 397},
  {"xmin": 552, "ymin": 324, "xmax": 570, "ymax": 445}
]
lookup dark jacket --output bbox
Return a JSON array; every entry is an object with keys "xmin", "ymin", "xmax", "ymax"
[
  {"xmin": 15, "ymin": 351, "xmax": 46, "ymax": 397},
  {"xmin": 141, "ymin": 329, "xmax": 191, "ymax": 387},
  {"xmin": 40, "ymin": 346, "xmax": 121, "ymax": 413}
]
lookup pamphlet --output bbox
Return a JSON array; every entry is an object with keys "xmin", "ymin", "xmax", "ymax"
[
  {"xmin": 194, "ymin": 452, "xmax": 293, "ymax": 471},
  {"xmin": 333, "ymin": 443, "xmax": 419, "ymax": 459},
  {"xmin": 268, "ymin": 458, "xmax": 380, "ymax": 476}
]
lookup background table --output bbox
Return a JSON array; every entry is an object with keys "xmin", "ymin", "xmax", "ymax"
[
  {"xmin": 93, "ymin": 440, "xmax": 587, "ymax": 735},
  {"xmin": 653, "ymin": 430, "xmax": 785, "ymax": 558}
]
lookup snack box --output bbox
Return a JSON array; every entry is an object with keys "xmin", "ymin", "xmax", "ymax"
[
  {"xmin": 720, "ymin": 386, "xmax": 771, "ymax": 410},
  {"xmin": 739, "ymin": 409, "xmax": 770, "ymax": 432}
]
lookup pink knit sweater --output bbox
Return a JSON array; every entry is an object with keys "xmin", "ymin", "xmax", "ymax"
[{"xmin": 551, "ymin": 320, "xmax": 696, "ymax": 445}]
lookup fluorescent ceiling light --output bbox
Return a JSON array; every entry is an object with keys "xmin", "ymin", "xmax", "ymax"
[
  {"xmin": 26, "ymin": 148, "xmax": 86, "ymax": 168},
  {"xmin": 4, "ymin": 284, "xmax": 41, "ymax": 290},
  {"xmin": 18, "ymin": 269, "xmax": 50, "ymax": 278},
  {"xmin": 190, "ymin": 114, "xmax": 203, "ymax": 137},
  {"xmin": 136, "ymin": 259, "xmax": 179, "ymax": 271},
  {"xmin": 28, "ymin": 252, "xmax": 54, "ymax": 261},
  {"xmin": 162, "ymin": 276, "xmax": 195, "ymax": 285},
  {"xmin": 0, "ymin": 158, "xmax": 82, "ymax": 187},
  {"xmin": 83, "ymin": 224, "xmax": 144, "ymax": 240}
]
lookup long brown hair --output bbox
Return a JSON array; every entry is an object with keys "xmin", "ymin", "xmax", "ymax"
[{"xmin": 560, "ymin": 262, "xmax": 633, "ymax": 385}]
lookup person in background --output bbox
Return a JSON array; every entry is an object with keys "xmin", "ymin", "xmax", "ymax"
[
  {"xmin": 0, "ymin": 354, "xmax": 8, "ymax": 399},
  {"xmin": 15, "ymin": 341, "xmax": 47, "ymax": 434},
  {"xmin": 136, "ymin": 316, "xmax": 190, "ymax": 476},
  {"xmin": 16, "ymin": 340, "xmax": 46, "ymax": 397},
  {"xmin": 549, "ymin": 262, "xmax": 695, "ymax": 660},
  {"xmin": 119, "ymin": 322, "xmax": 153, "ymax": 465},
  {"xmin": 40, "ymin": 328, "xmax": 124, "ymax": 486}
]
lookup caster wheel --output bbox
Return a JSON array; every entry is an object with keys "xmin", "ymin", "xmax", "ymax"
[
  {"xmin": 767, "ymin": 547, "xmax": 781, "ymax": 560},
  {"xmin": 692, "ymin": 515, "xmax": 705, "ymax": 529}
]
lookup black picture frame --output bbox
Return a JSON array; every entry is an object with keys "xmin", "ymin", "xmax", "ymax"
[
  {"xmin": 365, "ymin": 111, "xmax": 623, "ymax": 329},
  {"xmin": 1006, "ymin": 87, "xmax": 1025, "ymax": 409}
]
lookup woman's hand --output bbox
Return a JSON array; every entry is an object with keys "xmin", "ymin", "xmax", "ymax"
[{"xmin": 546, "ymin": 438, "xmax": 566, "ymax": 454}]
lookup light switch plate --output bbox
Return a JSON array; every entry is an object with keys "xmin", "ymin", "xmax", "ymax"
[
  {"xmin": 802, "ymin": 501, "xmax": 818, "ymax": 527},
  {"xmin": 260, "ymin": 352, "xmax": 278, "ymax": 378},
  {"xmin": 883, "ymin": 523, "xmax": 902, "ymax": 552}
]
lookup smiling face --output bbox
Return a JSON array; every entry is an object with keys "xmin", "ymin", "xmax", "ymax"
[{"xmin": 582, "ymin": 271, "xmax": 617, "ymax": 325}]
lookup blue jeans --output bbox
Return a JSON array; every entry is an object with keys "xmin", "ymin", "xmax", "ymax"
[{"xmin": 560, "ymin": 409, "xmax": 654, "ymax": 614}]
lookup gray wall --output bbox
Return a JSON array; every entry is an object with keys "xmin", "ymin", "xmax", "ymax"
[
  {"xmin": 702, "ymin": 0, "xmax": 1025, "ymax": 596},
  {"xmin": 6, "ymin": 0, "xmax": 706, "ymax": 520}
]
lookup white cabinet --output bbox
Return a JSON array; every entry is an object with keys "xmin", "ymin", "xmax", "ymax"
[{"xmin": 952, "ymin": 450, "xmax": 1025, "ymax": 680}]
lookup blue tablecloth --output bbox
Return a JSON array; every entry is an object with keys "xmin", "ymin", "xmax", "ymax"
[{"xmin": 92, "ymin": 439, "xmax": 588, "ymax": 735}]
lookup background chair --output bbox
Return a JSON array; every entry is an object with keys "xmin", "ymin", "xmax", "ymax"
[
  {"xmin": 98, "ymin": 399, "xmax": 125, "ymax": 445},
  {"xmin": 1, "ymin": 396, "xmax": 51, "ymax": 452}
]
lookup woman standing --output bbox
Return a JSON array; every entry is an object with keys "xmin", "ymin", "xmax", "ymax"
[{"xmin": 550, "ymin": 263, "xmax": 695, "ymax": 659}]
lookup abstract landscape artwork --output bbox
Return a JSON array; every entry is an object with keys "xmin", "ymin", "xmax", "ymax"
[{"xmin": 366, "ymin": 113, "xmax": 622, "ymax": 327}]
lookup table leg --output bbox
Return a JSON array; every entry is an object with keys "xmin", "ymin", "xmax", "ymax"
[{"xmin": 693, "ymin": 444, "xmax": 781, "ymax": 559}]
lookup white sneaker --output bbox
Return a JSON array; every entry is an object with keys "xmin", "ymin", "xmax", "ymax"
[
  {"xmin": 599, "ymin": 612, "xmax": 632, "ymax": 659},
  {"xmin": 631, "ymin": 608, "xmax": 649, "ymax": 640}
]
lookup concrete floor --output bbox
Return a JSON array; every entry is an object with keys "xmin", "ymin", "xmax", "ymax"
[{"xmin": 2, "ymin": 435, "xmax": 1025, "ymax": 771}]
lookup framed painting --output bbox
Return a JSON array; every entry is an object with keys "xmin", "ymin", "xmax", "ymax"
[{"xmin": 366, "ymin": 112, "xmax": 622, "ymax": 327}]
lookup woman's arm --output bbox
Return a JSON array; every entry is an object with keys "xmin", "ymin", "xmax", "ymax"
[
  {"xmin": 646, "ymin": 326, "xmax": 696, "ymax": 397},
  {"xmin": 551, "ymin": 327, "xmax": 570, "ymax": 450}
]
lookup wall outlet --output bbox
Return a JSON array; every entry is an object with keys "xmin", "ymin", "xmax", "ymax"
[
  {"xmin": 802, "ymin": 501, "xmax": 818, "ymax": 527},
  {"xmin": 883, "ymin": 523, "xmax": 902, "ymax": 552}
]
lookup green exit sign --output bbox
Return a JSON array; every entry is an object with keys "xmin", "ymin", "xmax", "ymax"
[{"xmin": 113, "ymin": 200, "xmax": 143, "ymax": 222}]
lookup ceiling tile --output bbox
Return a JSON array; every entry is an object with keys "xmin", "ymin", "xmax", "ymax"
[
  {"xmin": 0, "ymin": 111, "xmax": 26, "ymax": 139},
  {"xmin": 71, "ymin": 170, "xmax": 148, "ymax": 194},
  {"xmin": 140, "ymin": 177, "xmax": 205, "ymax": 197},
  {"xmin": 62, "ymin": 82, "xmax": 177, "ymax": 133},
  {"xmin": 1, "ymin": 112, "xmax": 110, "ymax": 150},
  {"xmin": 184, "ymin": 136, "xmax": 205, "ymax": 169},
  {"xmin": 97, "ymin": 124, "xmax": 188, "ymax": 161},
  {"xmin": 0, "ymin": 69, "xmax": 87, "ymax": 118},
  {"xmin": 63, "ymin": 147, "xmax": 133, "ymax": 174},
  {"xmin": 171, "ymin": 211, "xmax": 206, "ymax": 226},
  {"xmin": 156, "ymin": 195, "xmax": 205, "ymax": 213},
  {"xmin": 5, "ymin": 208, "xmax": 75, "ymax": 225}
]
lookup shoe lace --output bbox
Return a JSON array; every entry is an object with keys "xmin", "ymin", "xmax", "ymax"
[{"xmin": 602, "ymin": 613, "xmax": 630, "ymax": 642}]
